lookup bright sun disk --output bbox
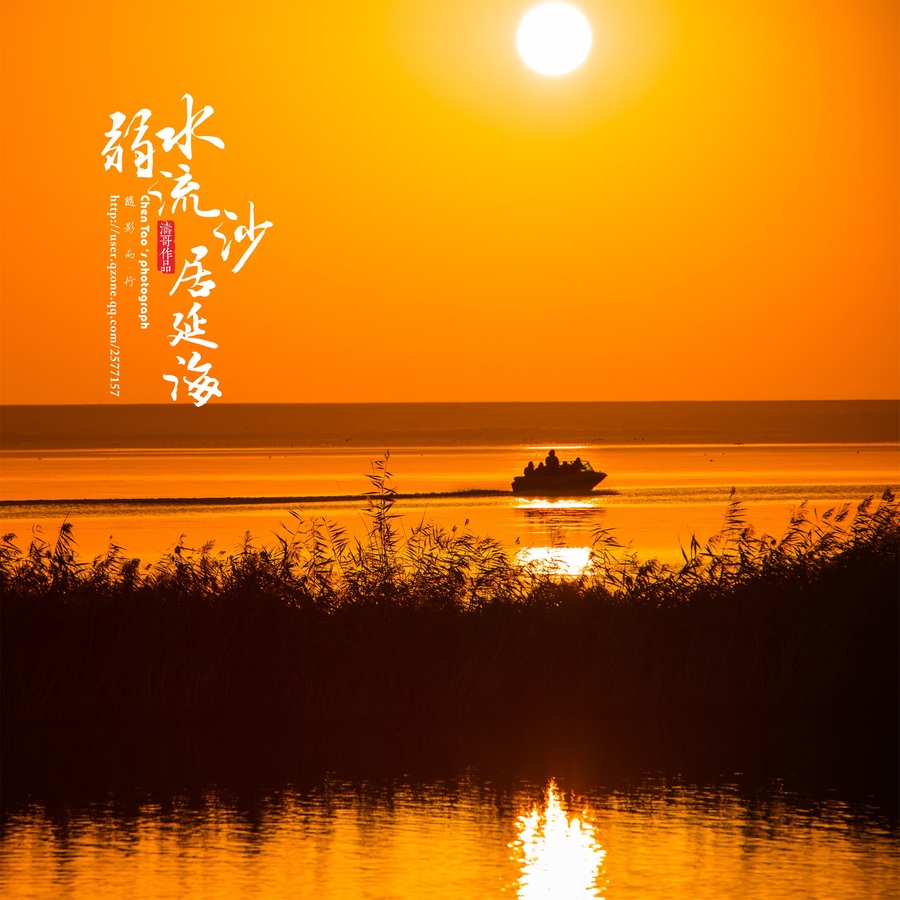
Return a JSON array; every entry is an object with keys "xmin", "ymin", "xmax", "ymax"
[{"xmin": 517, "ymin": 3, "xmax": 593, "ymax": 76}]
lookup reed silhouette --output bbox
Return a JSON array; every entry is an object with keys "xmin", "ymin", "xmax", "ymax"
[{"xmin": 2, "ymin": 456, "xmax": 897, "ymax": 726}]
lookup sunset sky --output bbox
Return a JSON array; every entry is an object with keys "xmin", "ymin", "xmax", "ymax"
[{"xmin": 1, "ymin": 0, "xmax": 897, "ymax": 404}]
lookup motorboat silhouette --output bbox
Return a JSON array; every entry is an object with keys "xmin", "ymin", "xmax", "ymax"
[{"xmin": 512, "ymin": 453, "xmax": 607, "ymax": 496}]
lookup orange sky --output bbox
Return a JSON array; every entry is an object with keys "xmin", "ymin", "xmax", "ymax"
[{"xmin": 1, "ymin": 0, "xmax": 897, "ymax": 404}]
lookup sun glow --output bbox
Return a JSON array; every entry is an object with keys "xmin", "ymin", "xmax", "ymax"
[
  {"xmin": 511, "ymin": 780, "xmax": 606, "ymax": 898},
  {"xmin": 516, "ymin": 546, "xmax": 592, "ymax": 576},
  {"xmin": 516, "ymin": 3, "xmax": 593, "ymax": 76}
]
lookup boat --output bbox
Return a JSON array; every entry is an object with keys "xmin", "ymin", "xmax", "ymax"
[{"xmin": 511, "ymin": 455, "xmax": 607, "ymax": 496}]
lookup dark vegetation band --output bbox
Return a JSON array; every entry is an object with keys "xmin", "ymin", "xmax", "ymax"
[{"xmin": 2, "ymin": 457, "xmax": 897, "ymax": 726}]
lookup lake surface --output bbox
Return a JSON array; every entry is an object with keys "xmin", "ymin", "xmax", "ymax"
[
  {"xmin": 2, "ymin": 402, "xmax": 898, "ymax": 896},
  {"xmin": 1, "ymin": 442, "xmax": 897, "ymax": 566},
  {"xmin": 2, "ymin": 722, "xmax": 897, "ymax": 899},
  {"xmin": 3, "ymin": 403, "xmax": 897, "ymax": 568}
]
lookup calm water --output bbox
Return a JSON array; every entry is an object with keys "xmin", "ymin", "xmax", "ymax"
[
  {"xmin": 2, "ymin": 403, "xmax": 898, "ymax": 897},
  {"xmin": 2, "ymin": 724, "xmax": 898, "ymax": 899},
  {"xmin": 1, "ymin": 442, "xmax": 897, "ymax": 565}
]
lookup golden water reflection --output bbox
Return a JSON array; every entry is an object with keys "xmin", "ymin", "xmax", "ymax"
[
  {"xmin": 515, "ymin": 500, "xmax": 598, "ymax": 512},
  {"xmin": 3, "ymin": 774, "xmax": 899, "ymax": 899},
  {"xmin": 514, "ymin": 498, "xmax": 602, "ymax": 576},
  {"xmin": 516, "ymin": 546, "xmax": 592, "ymax": 576},
  {"xmin": 511, "ymin": 780, "xmax": 606, "ymax": 899}
]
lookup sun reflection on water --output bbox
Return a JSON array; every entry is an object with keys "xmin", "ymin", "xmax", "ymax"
[
  {"xmin": 515, "ymin": 546, "xmax": 592, "ymax": 576},
  {"xmin": 516, "ymin": 499, "xmax": 597, "ymax": 511},
  {"xmin": 511, "ymin": 780, "xmax": 606, "ymax": 899}
]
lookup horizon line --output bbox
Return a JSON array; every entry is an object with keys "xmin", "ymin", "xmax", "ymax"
[{"xmin": 1, "ymin": 398, "xmax": 898, "ymax": 407}]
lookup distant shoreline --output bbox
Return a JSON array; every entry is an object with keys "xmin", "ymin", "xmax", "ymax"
[{"xmin": 2, "ymin": 400, "xmax": 898, "ymax": 451}]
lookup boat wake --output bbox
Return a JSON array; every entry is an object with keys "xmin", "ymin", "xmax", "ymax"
[{"xmin": 4, "ymin": 488, "xmax": 618, "ymax": 509}]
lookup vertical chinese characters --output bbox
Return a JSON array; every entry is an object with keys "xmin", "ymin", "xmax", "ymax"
[{"xmin": 102, "ymin": 93, "xmax": 273, "ymax": 406}]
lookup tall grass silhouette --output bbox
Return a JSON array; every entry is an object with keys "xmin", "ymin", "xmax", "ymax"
[{"xmin": 2, "ymin": 457, "xmax": 897, "ymax": 725}]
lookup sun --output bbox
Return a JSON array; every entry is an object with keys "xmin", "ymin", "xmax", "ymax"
[{"xmin": 516, "ymin": 3, "xmax": 593, "ymax": 77}]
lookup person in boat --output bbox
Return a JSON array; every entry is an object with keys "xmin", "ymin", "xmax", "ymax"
[
  {"xmin": 573, "ymin": 456, "xmax": 583, "ymax": 471},
  {"xmin": 523, "ymin": 461, "xmax": 535, "ymax": 477},
  {"xmin": 545, "ymin": 449, "xmax": 560, "ymax": 471},
  {"xmin": 537, "ymin": 461, "xmax": 545, "ymax": 474}
]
